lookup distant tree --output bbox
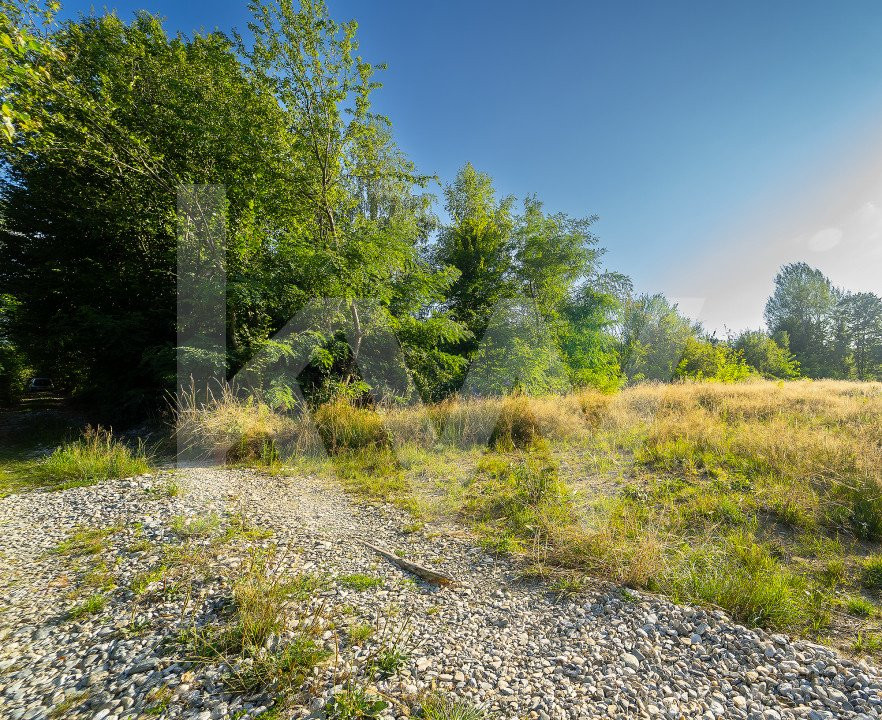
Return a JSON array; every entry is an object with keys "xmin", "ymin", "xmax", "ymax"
[
  {"xmin": 733, "ymin": 330, "xmax": 800, "ymax": 379},
  {"xmin": 764, "ymin": 263, "xmax": 838, "ymax": 377},
  {"xmin": 512, "ymin": 196, "xmax": 598, "ymax": 325},
  {"xmin": 559, "ymin": 275, "xmax": 629, "ymax": 391},
  {"xmin": 836, "ymin": 292, "xmax": 882, "ymax": 380},
  {"xmin": 674, "ymin": 336, "xmax": 754, "ymax": 382},
  {"xmin": 616, "ymin": 294, "xmax": 698, "ymax": 382}
]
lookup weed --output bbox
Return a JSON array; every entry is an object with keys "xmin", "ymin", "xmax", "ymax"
[
  {"xmin": 819, "ymin": 558, "xmax": 847, "ymax": 589},
  {"xmin": 128, "ymin": 539, "xmax": 152, "ymax": 553},
  {"xmin": 370, "ymin": 646, "xmax": 407, "ymax": 678},
  {"xmin": 171, "ymin": 513, "xmax": 221, "ymax": 539},
  {"xmin": 846, "ymin": 596, "xmax": 874, "ymax": 618},
  {"xmin": 55, "ymin": 526, "xmax": 118, "ymax": 557},
  {"xmin": 853, "ymin": 631, "xmax": 882, "ymax": 654},
  {"xmin": 549, "ymin": 576, "xmax": 584, "ymax": 598},
  {"xmin": 348, "ymin": 623, "xmax": 374, "ymax": 643},
  {"xmin": 83, "ymin": 562, "xmax": 115, "ymax": 591},
  {"xmin": 221, "ymin": 514, "xmax": 274, "ymax": 543},
  {"xmin": 144, "ymin": 685, "xmax": 174, "ymax": 716},
  {"xmin": 130, "ymin": 567, "xmax": 166, "ymax": 595},
  {"xmin": 862, "ymin": 556, "xmax": 882, "ymax": 592},
  {"xmin": 325, "ymin": 684, "xmax": 388, "ymax": 720},
  {"xmin": 184, "ymin": 550, "xmax": 327, "ymax": 694},
  {"xmin": 667, "ymin": 534, "xmax": 817, "ymax": 629},
  {"xmin": 338, "ymin": 573, "xmax": 383, "ymax": 591},
  {"xmin": 67, "ymin": 592, "xmax": 107, "ymax": 620},
  {"xmin": 314, "ymin": 400, "xmax": 389, "ymax": 454},
  {"xmin": 35, "ymin": 426, "xmax": 150, "ymax": 488},
  {"xmin": 145, "ymin": 480, "xmax": 181, "ymax": 499},
  {"xmin": 48, "ymin": 691, "xmax": 90, "ymax": 718},
  {"xmin": 419, "ymin": 694, "xmax": 487, "ymax": 720}
]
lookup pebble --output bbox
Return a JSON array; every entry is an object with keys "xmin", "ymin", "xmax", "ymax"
[{"xmin": 0, "ymin": 468, "xmax": 880, "ymax": 720}]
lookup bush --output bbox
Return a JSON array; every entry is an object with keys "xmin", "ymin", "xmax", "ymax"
[
  {"xmin": 314, "ymin": 400, "xmax": 389, "ymax": 453},
  {"xmin": 175, "ymin": 385, "xmax": 298, "ymax": 463},
  {"xmin": 861, "ymin": 556, "xmax": 882, "ymax": 592},
  {"xmin": 36, "ymin": 427, "xmax": 150, "ymax": 488},
  {"xmin": 490, "ymin": 396, "xmax": 542, "ymax": 450}
]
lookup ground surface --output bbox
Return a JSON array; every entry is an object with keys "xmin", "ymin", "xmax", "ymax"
[{"xmin": 1, "ymin": 468, "xmax": 881, "ymax": 720}]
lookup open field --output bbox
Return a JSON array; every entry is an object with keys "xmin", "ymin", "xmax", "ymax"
[
  {"xmin": 4, "ymin": 380, "xmax": 882, "ymax": 718},
  {"xmin": 176, "ymin": 379, "xmax": 882, "ymax": 655}
]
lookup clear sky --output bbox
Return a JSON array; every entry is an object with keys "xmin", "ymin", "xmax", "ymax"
[{"xmin": 62, "ymin": 0, "xmax": 882, "ymax": 334}]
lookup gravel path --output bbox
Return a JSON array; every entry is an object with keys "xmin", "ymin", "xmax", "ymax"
[{"xmin": 1, "ymin": 468, "xmax": 880, "ymax": 720}]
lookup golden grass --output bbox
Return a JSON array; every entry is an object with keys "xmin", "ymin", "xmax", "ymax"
[{"xmin": 179, "ymin": 380, "xmax": 882, "ymax": 643}]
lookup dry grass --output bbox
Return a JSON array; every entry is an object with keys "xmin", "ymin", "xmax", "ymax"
[{"xmin": 180, "ymin": 380, "xmax": 882, "ymax": 648}]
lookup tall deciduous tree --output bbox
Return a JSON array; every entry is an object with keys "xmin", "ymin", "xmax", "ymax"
[
  {"xmin": 836, "ymin": 292, "xmax": 882, "ymax": 380},
  {"xmin": 433, "ymin": 163, "xmax": 515, "ymax": 349},
  {"xmin": 616, "ymin": 294, "xmax": 699, "ymax": 382},
  {"xmin": 764, "ymin": 263, "xmax": 838, "ymax": 378}
]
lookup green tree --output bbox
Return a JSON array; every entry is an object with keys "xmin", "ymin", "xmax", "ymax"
[
  {"xmin": 836, "ymin": 292, "xmax": 882, "ymax": 380},
  {"xmin": 674, "ymin": 336, "xmax": 754, "ymax": 382},
  {"xmin": 433, "ymin": 163, "xmax": 515, "ymax": 350},
  {"xmin": 239, "ymin": 0, "xmax": 464, "ymax": 402},
  {"xmin": 0, "ymin": 0, "xmax": 59, "ymax": 142},
  {"xmin": 764, "ymin": 263, "xmax": 838, "ymax": 378},
  {"xmin": 559, "ymin": 275, "xmax": 629, "ymax": 391},
  {"xmin": 616, "ymin": 294, "xmax": 698, "ymax": 382},
  {"xmin": 0, "ymin": 13, "xmax": 293, "ymax": 412},
  {"xmin": 733, "ymin": 330, "xmax": 800, "ymax": 379},
  {"xmin": 0, "ymin": 294, "xmax": 28, "ymax": 405}
]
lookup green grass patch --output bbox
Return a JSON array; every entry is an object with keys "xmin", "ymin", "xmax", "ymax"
[
  {"xmin": 420, "ymin": 695, "xmax": 487, "ymax": 720},
  {"xmin": 861, "ymin": 555, "xmax": 882, "ymax": 592},
  {"xmin": 348, "ymin": 623, "xmax": 373, "ymax": 643},
  {"xmin": 325, "ymin": 684, "xmax": 388, "ymax": 720},
  {"xmin": 338, "ymin": 573, "xmax": 383, "ymax": 591},
  {"xmin": 55, "ymin": 526, "xmax": 118, "ymax": 557},
  {"xmin": 33, "ymin": 427, "xmax": 150, "ymax": 489},
  {"xmin": 130, "ymin": 567, "xmax": 167, "ymax": 595},
  {"xmin": 846, "ymin": 596, "xmax": 875, "ymax": 618},
  {"xmin": 666, "ymin": 533, "xmax": 823, "ymax": 629},
  {"xmin": 853, "ymin": 631, "xmax": 882, "ymax": 655},
  {"xmin": 66, "ymin": 592, "xmax": 107, "ymax": 620},
  {"xmin": 171, "ymin": 513, "xmax": 221, "ymax": 539}
]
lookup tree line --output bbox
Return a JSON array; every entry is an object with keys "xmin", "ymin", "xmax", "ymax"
[{"xmin": 1, "ymin": 0, "xmax": 880, "ymax": 412}]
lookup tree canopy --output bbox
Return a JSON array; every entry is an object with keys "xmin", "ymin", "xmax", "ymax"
[{"xmin": 1, "ymin": 0, "xmax": 881, "ymax": 414}]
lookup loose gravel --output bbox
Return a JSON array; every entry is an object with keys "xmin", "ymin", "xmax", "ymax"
[{"xmin": 1, "ymin": 468, "xmax": 880, "ymax": 720}]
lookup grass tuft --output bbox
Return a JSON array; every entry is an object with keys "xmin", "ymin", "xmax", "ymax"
[
  {"xmin": 66, "ymin": 592, "xmax": 107, "ymax": 620},
  {"xmin": 420, "ymin": 695, "xmax": 487, "ymax": 720},
  {"xmin": 35, "ymin": 426, "xmax": 150, "ymax": 488},
  {"xmin": 338, "ymin": 573, "xmax": 383, "ymax": 591}
]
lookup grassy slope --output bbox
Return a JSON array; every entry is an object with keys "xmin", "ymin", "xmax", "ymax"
[
  {"xmin": 14, "ymin": 379, "xmax": 882, "ymax": 656},
  {"xmin": 269, "ymin": 381, "xmax": 882, "ymax": 657}
]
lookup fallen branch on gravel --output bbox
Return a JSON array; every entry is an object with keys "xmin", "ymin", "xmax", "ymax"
[{"xmin": 360, "ymin": 540, "xmax": 456, "ymax": 586}]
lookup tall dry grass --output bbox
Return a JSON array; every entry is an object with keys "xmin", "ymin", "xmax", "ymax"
[{"xmin": 176, "ymin": 379, "xmax": 882, "ymax": 634}]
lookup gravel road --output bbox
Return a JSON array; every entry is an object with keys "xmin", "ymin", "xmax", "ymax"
[{"xmin": 1, "ymin": 468, "xmax": 880, "ymax": 719}]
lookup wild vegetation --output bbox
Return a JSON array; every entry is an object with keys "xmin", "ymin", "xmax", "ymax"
[
  {"xmin": 170, "ymin": 379, "xmax": 882, "ymax": 653},
  {"xmin": 2, "ymin": 0, "xmax": 881, "ymax": 415},
  {"xmin": 2, "ymin": 0, "xmax": 882, "ymax": 667}
]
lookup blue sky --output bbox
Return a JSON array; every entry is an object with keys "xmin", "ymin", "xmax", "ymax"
[{"xmin": 62, "ymin": 0, "xmax": 882, "ymax": 333}]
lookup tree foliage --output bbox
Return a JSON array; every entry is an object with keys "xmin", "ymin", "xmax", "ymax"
[{"xmin": 2, "ymin": 2, "xmax": 880, "ymax": 415}]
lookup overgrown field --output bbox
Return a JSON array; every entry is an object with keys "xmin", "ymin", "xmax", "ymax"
[{"xmin": 179, "ymin": 379, "xmax": 882, "ymax": 655}]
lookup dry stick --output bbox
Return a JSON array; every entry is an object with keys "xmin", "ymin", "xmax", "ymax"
[{"xmin": 359, "ymin": 540, "xmax": 457, "ymax": 587}]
